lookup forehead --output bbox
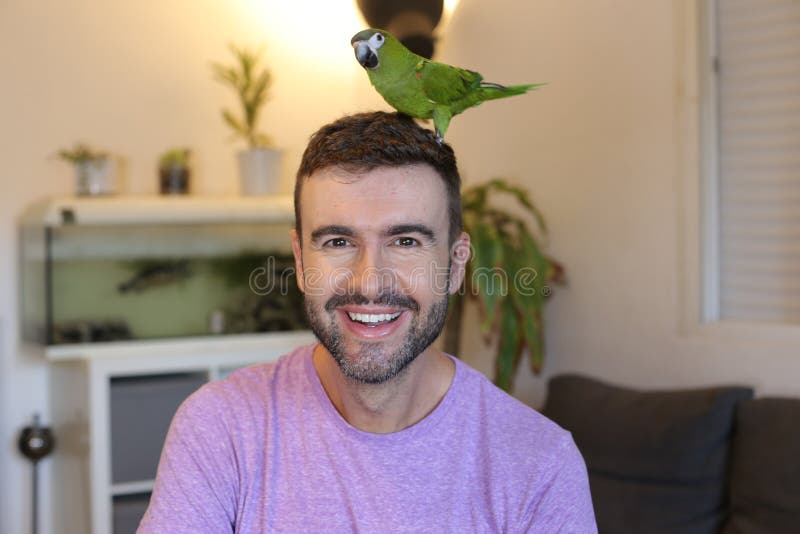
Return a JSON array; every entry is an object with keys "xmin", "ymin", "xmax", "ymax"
[{"xmin": 299, "ymin": 164, "xmax": 449, "ymax": 236}]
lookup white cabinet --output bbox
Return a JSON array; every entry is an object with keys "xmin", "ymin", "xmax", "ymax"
[
  {"xmin": 18, "ymin": 196, "xmax": 315, "ymax": 533},
  {"xmin": 48, "ymin": 331, "xmax": 315, "ymax": 534}
]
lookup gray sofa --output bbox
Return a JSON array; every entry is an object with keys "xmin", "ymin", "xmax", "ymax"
[{"xmin": 542, "ymin": 375, "xmax": 800, "ymax": 534}]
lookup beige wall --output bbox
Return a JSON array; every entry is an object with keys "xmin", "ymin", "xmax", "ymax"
[
  {"xmin": 2, "ymin": 0, "xmax": 799, "ymax": 532},
  {"xmin": 0, "ymin": 1, "xmax": 366, "ymax": 532},
  {"xmin": 441, "ymin": 0, "xmax": 800, "ymax": 407}
]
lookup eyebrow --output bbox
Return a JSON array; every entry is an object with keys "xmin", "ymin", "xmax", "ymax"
[
  {"xmin": 310, "ymin": 225, "xmax": 355, "ymax": 244},
  {"xmin": 310, "ymin": 224, "xmax": 437, "ymax": 244},
  {"xmin": 386, "ymin": 224, "xmax": 436, "ymax": 243}
]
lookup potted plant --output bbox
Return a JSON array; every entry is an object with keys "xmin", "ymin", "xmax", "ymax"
[
  {"xmin": 211, "ymin": 44, "xmax": 280, "ymax": 195},
  {"xmin": 443, "ymin": 179, "xmax": 565, "ymax": 392},
  {"xmin": 158, "ymin": 148, "xmax": 191, "ymax": 195},
  {"xmin": 58, "ymin": 143, "xmax": 116, "ymax": 196}
]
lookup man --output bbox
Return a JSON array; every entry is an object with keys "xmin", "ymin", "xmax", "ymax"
[{"xmin": 139, "ymin": 112, "xmax": 596, "ymax": 533}]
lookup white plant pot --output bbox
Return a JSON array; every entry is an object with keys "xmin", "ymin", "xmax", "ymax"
[
  {"xmin": 75, "ymin": 159, "xmax": 116, "ymax": 196},
  {"xmin": 237, "ymin": 148, "xmax": 282, "ymax": 195}
]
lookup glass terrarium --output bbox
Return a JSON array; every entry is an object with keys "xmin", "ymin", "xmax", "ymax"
[{"xmin": 20, "ymin": 196, "xmax": 308, "ymax": 345}]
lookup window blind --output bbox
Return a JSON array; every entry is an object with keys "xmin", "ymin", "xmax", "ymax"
[{"xmin": 717, "ymin": 0, "xmax": 800, "ymax": 323}]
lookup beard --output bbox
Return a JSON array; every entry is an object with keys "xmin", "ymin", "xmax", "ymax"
[{"xmin": 304, "ymin": 290, "xmax": 449, "ymax": 385}]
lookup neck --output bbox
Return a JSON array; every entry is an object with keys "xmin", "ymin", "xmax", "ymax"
[{"xmin": 312, "ymin": 344, "xmax": 454, "ymax": 434}]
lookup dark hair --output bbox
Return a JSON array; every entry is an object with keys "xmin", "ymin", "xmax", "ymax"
[{"xmin": 295, "ymin": 112, "xmax": 462, "ymax": 245}]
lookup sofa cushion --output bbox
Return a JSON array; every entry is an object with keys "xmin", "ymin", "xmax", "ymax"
[
  {"xmin": 722, "ymin": 397, "xmax": 800, "ymax": 534},
  {"xmin": 542, "ymin": 374, "xmax": 753, "ymax": 534}
]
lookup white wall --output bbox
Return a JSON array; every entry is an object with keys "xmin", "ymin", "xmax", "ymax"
[
  {"xmin": 2, "ymin": 0, "xmax": 799, "ymax": 532},
  {"xmin": 0, "ymin": 2, "xmax": 365, "ymax": 532},
  {"xmin": 441, "ymin": 0, "xmax": 800, "ymax": 407}
]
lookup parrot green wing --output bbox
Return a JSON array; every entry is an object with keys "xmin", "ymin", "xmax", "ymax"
[{"xmin": 416, "ymin": 59, "xmax": 484, "ymax": 105}]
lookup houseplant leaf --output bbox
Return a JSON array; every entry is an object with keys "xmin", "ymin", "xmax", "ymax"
[
  {"xmin": 486, "ymin": 178, "xmax": 548, "ymax": 234},
  {"xmin": 520, "ymin": 303, "xmax": 543, "ymax": 374},
  {"xmin": 495, "ymin": 297, "xmax": 521, "ymax": 392},
  {"xmin": 448, "ymin": 178, "xmax": 564, "ymax": 391},
  {"xmin": 222, "ymin": 110, "xmax": 248, "ymax": 137},
  {"xmin": 469, "ymin": 220, "xmax": 504, "ymax": 334},
  {"xmin": 514, "ymin": 222, "xmax": 549, "ymax": 373},
  {"xmin": 212, "ymin": 44, "xmax": 272, "ymax": 148}
]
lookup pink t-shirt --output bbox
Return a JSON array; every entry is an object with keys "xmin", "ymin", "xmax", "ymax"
[{"xmin": 138, "ymin": 344, "xmax": 596, "ymax": 533}]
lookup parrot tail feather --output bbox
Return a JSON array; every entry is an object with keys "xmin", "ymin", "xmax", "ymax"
[
  {"xmin": 477, "ymin": 82, "xmax": 545, "ymax": 101},
  {"xmin": 479, "ymin": 82, "xmax": 508, "ymax": 89}
]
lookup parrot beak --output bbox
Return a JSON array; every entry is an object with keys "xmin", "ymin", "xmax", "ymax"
[{"xmin": 353, "ymin": 41, "xmax": 379, "ymax": 69}]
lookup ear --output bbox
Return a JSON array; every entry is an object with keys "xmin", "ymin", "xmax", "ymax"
[
  {"xmin": 448, "ymin": 231, "xmax": 471, "ymax": 295},
  {"xmin": 290, "ymin": 229, "xmax": 305, "ymax": 293}
]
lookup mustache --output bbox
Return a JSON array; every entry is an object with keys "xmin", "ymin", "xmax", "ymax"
[{"xmin": 324, "ymin": 291, "xmax": 420, "ymax": 312}]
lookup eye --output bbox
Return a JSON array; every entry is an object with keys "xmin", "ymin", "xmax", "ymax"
[
  {"xmin": 375, "ymin": 33, "xmax": 384, "ymax": 44},
  {"xmin": 393, "ymin": 237, "xmax": 418, "ymax": 247},
  {"xmin": 324, "ymin": 237, "xmax": 351, "ymax": 248}
]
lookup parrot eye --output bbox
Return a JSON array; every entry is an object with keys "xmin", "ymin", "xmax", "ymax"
[{"xmin": 373, "ymin": 33, "xmax": 384, "ymax": 46}]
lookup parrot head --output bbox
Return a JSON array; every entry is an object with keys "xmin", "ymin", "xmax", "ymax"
[{"xmin": 351, "ymin": 29, "xmax": 403, "ymax": 70}]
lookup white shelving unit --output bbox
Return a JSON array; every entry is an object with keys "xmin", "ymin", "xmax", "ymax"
[
  {"xmin": 20, "ymin": 195, "xmax": 315, "ymax": 533},
  {"xmin": 47, "ymin": 331, "xmax": 315, "ymax": 534},
  {"xmin": 22, "ymin": 194, "xmax": 297, "ymax": 226}
]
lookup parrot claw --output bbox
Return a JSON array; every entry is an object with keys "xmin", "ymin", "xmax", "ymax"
[{"xmin": 435, "ymin": 130, "xmax": 444, "ymax": 145}]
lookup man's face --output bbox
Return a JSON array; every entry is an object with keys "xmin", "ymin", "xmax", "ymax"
[{"xmin": 292, "ymin": 164, "xmax": 468, "ymax": 384}]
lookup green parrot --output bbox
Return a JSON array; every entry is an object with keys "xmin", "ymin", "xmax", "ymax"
[{"xmin": 351, "ymin": 28, "xmax": 543, "ymax": 142}]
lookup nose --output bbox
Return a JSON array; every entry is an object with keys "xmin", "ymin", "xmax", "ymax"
[{"xmin": 350, "ymin": 246, "xmax": 394, "ymax": 300}]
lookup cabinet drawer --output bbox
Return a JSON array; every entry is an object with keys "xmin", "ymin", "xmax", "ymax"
[
  {"xmin": 110, "ymin": 372, "xmax": 207, "ymax": 483},
  {"xmin": 113, "ymin": 493, "xmax": 151, "ymax": 534}
]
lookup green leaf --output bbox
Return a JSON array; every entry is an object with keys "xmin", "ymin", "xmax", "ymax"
[
  {"xmin": 469, "ymin": 221, "xmax": 504, "ymax": 334},
  {"xmin": 517, "ymin": 223, "xmax": 546, "ymax": 309},
  {"xmin": 512, "ymin": 224, "xmax": 549, "ymax": 374},
  {"xmin": 222, "ymin": 110, "xmax": 247, "ymax": 136},
  {"xmin": 252, "ymin": 70, "xmax": 271, "ymax": 100},
  {"xmin": 520, "ymin": 304, "xmax": 543, "ymax": 374},
  {"xmin": 253, "ymin": 133, "xmax": 272, "ymax": 148},
  {"xmin": 487, "ymin": 178, "xmax": 548, "ymax": 234},
  {"xmin": 494, "ymin": 297, "xmax": 521, "ymax": 391},
  {"xmin": 461, "ymin": 179, "xmax": 561, "ymax": 382},
  {"xmin": 461, "ymin": 183, "xmax": 488, "ymax": 213},
  {"xmin": 212, "ymin": 43, "xmax": 272, "ymax": 147},
  {"xmin": 483, "ymin": 207, "xmax": 524, "ymax": 234}
]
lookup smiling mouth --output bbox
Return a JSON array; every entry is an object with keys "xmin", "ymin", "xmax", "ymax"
[{"xmin": 346, "ymin": 311, "xmax": 402, "ymax": 327}]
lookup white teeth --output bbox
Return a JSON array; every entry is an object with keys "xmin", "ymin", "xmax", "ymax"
[{"xmin": 347, "ymin": 312, "xmax": 402, "ymax": 324}]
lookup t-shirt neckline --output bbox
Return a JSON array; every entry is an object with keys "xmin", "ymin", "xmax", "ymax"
[{"xmin": 302, "ymin": 343, "xmax": 463, "ymax": 444}]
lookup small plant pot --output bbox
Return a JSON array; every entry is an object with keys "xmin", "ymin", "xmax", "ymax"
[
  {"xmin": 238, "ymin": 148, "xmax": 282, "ymax": 195},
  {"xmin": 75, "ymin": 159, "xmax": 115, "ymax": 196},
  {"xmin": 159, "ymin": 166, "xmax": 190, "ymax": 195}
]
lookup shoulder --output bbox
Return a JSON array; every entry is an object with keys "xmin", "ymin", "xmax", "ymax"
[
  {"xmin": 175, "ymin": 344, "xmax": 313, "ymax": 426},
  {"xmin": 449, "ymin": 360, "xmax": 596, "ymax": 530},
  {"xmin": 450, "ymin": 358, "xmax": 578, "ymax": 465}
]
